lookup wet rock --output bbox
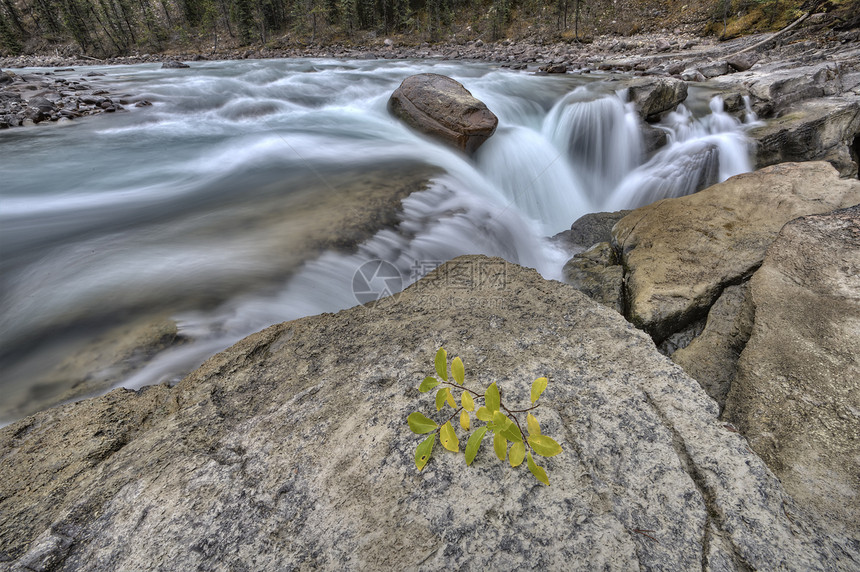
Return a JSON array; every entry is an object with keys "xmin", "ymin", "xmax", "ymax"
[
  {"xmin": 162, "ymin": 60, "xmax": 190, "ymax": 69},
  {"xmin": 555, "ymin": 209, "xmax": 631, "ymax": 250},
  {"xmin": 671, "ymin": 283, "xmax": 753, "ymax": 411},
  {"xmin": 1, "ymin": 255, "xmax": 852, "ymax": 569},
  {"xmin": 748, "ymin": 96, "xmax": 860, "ymax": 178},
  {"xmin": 539, "ymin": 63, "xmax": 567, "ymax": 73},
  {"xmin": 562, "ymin": 242, "xmax": 624, "ymax": 312},
  {"xmin": 0, "ymin": 70, "xmax": 13, "ymax": 85},
  {"xmin": 625, "ymin": 77, "xmax": 688, "ymax": 120},
  {"xmin": 27, "ymin": 96, "xmax": 56, "ymax": 113},
  {"xmin": 725, "ymin": 205, "xmax": 860, "ymax": 545},
  {"xmin": 388, "ymin": 73, "xmax": 498, "ymax": 154},
  {"xmin": 612, "ymin": 162, "xmax": 860, "ymax": 342}
]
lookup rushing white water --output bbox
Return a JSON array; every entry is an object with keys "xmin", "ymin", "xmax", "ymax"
[{"xmin": 0, "ymin": 59, "xmax": 754, "ymax": 421}]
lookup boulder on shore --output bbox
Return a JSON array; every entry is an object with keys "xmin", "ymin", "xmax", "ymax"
[
  {"xmin": 612, "ymin": 162, "xmax": 860, "ymax": 342},
  {"xmin": 388, "ymin": 73, "xmax": 498, "ymax": 154},
  {"xmin": 725, "ymin": 205, "xmax": 860, "ymax": 541},
  {"xmin": 1, "ymin": 255, "xmax": 854, "ymax": 569}
]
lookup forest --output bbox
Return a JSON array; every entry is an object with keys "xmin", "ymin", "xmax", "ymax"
[{"xmin": 0, "ymin": 0, "xmax": 855, "ymax": 58}]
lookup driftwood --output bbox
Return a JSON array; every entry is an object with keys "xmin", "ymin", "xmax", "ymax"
[{"xmin": 726, "ymin": 0, "xmax": 827, "ymax": 57}]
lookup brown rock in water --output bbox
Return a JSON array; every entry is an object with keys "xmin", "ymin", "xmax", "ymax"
[
  {"xmin": 388, "ymin": 73, "xmax": 498, "ymax": 154},
  {"xmin": 625, "ymin": 77, "xmax": 688, "ymax": 120},
  {"xmin": 162, "ymin": 60, "xmax": 190, "ymax": 69},
  {"xmin": 725, "ymin": 205, "xmax": 860, "ymax": 544}
]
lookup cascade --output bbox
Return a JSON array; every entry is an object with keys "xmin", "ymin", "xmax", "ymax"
[{"xmin": 0, "ymin": 60, "xmax": 757, "ymax": 419}]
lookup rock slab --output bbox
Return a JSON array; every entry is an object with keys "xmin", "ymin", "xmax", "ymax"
[
  {"xmin": 388, "ymin": 73, "xmax": 498, "ymax": 154},
  {"xmin": 748, "ymin": 96, "xmax": 860, "ymax": 178},
  {"xmin": 725, "ymin": 205, "xmax": 860, "ymax": 543},
  {"xmin": 0, "ymin": 256, "xmax": 854, "ymax": 570},
  {"xmin": 613, "ymin": 162, "xmax": 860, "ymax": 342}
]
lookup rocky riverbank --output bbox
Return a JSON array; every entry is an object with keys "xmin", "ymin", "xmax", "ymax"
[
  {"xmin": 0, "ymin": 67, "xmax": 148, "ymax": 128},
  {"xmin": 3, "ymin": 17, "xmax": 859, "ymax": 130},
  {"xmin": 2, "ymin": 197, "xmax": 858, "ymax": 568}
]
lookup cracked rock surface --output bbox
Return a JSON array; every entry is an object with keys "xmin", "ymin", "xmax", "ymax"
[
  {"xmin": 0, "ymin": 255, "xmax": 852, "ymax": 570},
  {"xmin": 612, "ymin": 161, "xmax": 860, "ymax": 343},
  {"xmin": 725, "ymin": 205, "xmax": 860, "ymax": 547}
]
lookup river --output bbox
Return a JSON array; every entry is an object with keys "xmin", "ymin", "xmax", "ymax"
[{"xmin": 0, "ymin": 58, "xmax": 754, "ymax": 424}]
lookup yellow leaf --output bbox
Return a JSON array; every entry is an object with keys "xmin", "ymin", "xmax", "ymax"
[
  {"xmin": 407, "ymin": 412, "xmax": 438, "ymax": 434},
  {"xmin": 465, "ymin": 427, "xmax": 487, "ymax": 465},
  {"xmin": 485, "ymin": 382, "xmax": 500, "ymax": 412},
  {"xmin": 445, "ymin": 390, "xmax": 457, "ymax": 410},
  {"xmin": 435, "ymin": 348, "xmax": 448, "ymax": 381},
  {"xmin": 527, "ymin": 452, "xmax": 550, "ymax": 485},
  {"xmin": 452, "ymin": 356, "xmax": 465, "ymax": 384},
  {"xmin": 419, "ymin": 376, "xmax": 440, "ymax": 393},
  {"xmin": 493, "ymin": 433, "xmax": 507, "ymax": 461},
  {"xmin": 415, "ymin": 434, "xmax": 435, "ymax": 471},
  {"xmin": 440, "ymin": 421, "xmax": 459, "ymax": 453},
  {"xmin": 461, "ymin": 391, "xmax": 475, "ymax": 412},
  {"xmin": 509, "ymin": 441, "xmax": 526, "ymax": 467},
  {"xmin": 435, "ymin": 388, "xmax": 448, "ymax": 411},
  {"xmin": 528, "ymin": 434, "xmax": 562, "ymax": 457},
  {"xmin": 527, "ymin": 413, "xmax": 541, "ymax": 436},
  {"xmin": 476, "ymin": 406, "xmax": 493, "ymax": 422},
  {"xmin": 460, "ymin": 410, "xmax": 470, "ymax": 431},
  {"xmin": 531, "ymin": 377, "xmax": 548, "ymax": 404}
]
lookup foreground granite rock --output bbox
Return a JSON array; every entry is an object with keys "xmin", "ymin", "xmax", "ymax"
[
  {"xmin": 612, "ymin": 162, "xmax": 860, "ymax": 342},
  {"xmin": 1, "ymin": 256, "xmax": 854, "ymax": 570},
  {"xmin": 388, "ymin": 73, "xmax": 498, "ymax": 154},
  {"xmin": 725, "ymin": 205, "xmax": 860, "ymax": 543}
]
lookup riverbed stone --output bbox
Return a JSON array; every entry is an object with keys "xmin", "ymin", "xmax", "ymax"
[
  {"xmin": 388, "ymin": 73, "xmax": 498, "ymax": 154},
  {"xmin": 724, "ymin": 205, "xmax": 860, "ymax": 545},
  {"xmin": 748, "ymin": 96, "xmax": 860, "ymax": 178},
  {"xmin": 1, "ymin": 255, "xmax": 853, "ymax": 569},
  {"xmin": 612, "ymin": 161, "xmax": 860, "ymax": 342}
]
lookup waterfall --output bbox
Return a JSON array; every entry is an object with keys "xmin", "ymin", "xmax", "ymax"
[{"xmin": 0, "ymin": 60, "xmax": 757, "ymax": 419}]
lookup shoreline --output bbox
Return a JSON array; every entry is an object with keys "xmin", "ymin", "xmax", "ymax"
[{"xmin": 4, "ymin": 29, "xmax": 858, "ymax": 130}]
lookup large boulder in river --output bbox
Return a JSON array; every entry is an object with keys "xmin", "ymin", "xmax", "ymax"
[
  {"xmin": 612, "ymin": 162, "xmax": 860, "ymax": 342},
  {"xmin": 2, "ymin": 255, "xmax": 855, "ymax": 569},
  {"xmin": 725, "ymin": 205, "xmax": 860, "ymax": 540},
  {"xmin": 625, "ymin": 77, "xmax": 688, "ymax": 121},
  {"xmin": 748, "ymin": 96, "xmax": 860, "ymax": 178},
  {"xmin": 388, "ymin": 73, "xmax": 498, "ymax": 154}
]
